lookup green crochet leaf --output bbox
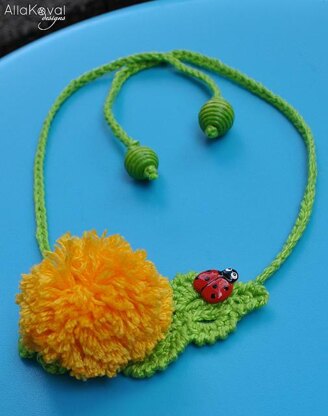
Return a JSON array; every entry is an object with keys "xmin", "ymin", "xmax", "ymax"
[
  {"xmin": 124, "ymin": 272, "xmax": 269, "ymax": 378},
  {"xmin": 18, "ymin": 338, "xmax": 67, "ymax": 375},
  {"xmin": 18, "ymin": 338, "xmax": 36, "ymax": 359},
  {"xmin": 36, "ymin": 354, "xmax": 67, "ymax": 375}
]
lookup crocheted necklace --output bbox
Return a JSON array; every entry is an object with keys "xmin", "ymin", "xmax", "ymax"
[{"xmin": 17, "ymin": 50, "xmax": 317, "ymax": 380}]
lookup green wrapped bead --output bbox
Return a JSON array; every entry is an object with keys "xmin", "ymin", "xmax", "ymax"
[
  {"xmin": 124, "ymin": 145, "xmax": 159, "ymax": 181},
  {"xmin": 199, "ymin": 97, "xmax": 234, "ymax": 139}
]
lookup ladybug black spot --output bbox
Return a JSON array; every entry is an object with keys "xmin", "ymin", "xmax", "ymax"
[
  {"xmin": 205, "ymin": 277, "xmax": 210, "ymax": 281},
  {"xmin": 224, "ymin": 286, "xmax": 229, "ymax": 291},
  {"xmin": 212, "ymin": 284, "xmax": 218, "ymax": 289},
  {"xmin": 211, "ymin": 293, "xmax": 216, "ymax": 299}
]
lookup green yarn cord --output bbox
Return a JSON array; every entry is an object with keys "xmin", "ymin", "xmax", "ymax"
[
  {"xmin": 34, "ymin": 50, "xmax": 317, "ymax": 290},
  {"xmin": 103, "ymin": 54, "xmax": 221, "ymax": 149},
  {"xmin": 103, "ymin": 55, "xmax": 222, "ymax": 180}
]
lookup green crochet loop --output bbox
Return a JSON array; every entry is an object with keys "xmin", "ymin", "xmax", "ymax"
[
  {"xmin": 199, "ymin": 97, "xmax": 235, "ymax": 139},
  {"xmin": 124, "ymin": 144, "xmax": 159, "ymax": 181},
  {"xmin": 33, "ymin": 49, "xmax": 317, "ymax": 288},
  {"xmin": 103, "ymin": 53, "xmax": 221, "ymax": 150}
]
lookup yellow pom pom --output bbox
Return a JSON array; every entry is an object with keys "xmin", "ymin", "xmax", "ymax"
[{"xmin": 16, "ymin": 231, "xmax": 173, "ymax": 379}]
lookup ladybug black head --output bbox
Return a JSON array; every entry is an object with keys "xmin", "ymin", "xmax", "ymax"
[{"xmin": 222, "ymin": 268, "xmax": 239, "ymax": 283}]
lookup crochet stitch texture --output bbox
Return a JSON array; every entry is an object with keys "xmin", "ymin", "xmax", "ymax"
[{"xmin": 17, "ymin": 50, "xmax": 317, "ymax": 379}]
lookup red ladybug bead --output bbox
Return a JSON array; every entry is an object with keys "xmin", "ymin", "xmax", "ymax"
[{"xmin": 193, "ymin": 268, "xmax": 239, "ymax": 304}]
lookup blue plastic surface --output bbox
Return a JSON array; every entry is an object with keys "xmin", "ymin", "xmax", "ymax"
[{"xmin": 0, "ymin": 0, "xmax": 327, "ymax": 415}]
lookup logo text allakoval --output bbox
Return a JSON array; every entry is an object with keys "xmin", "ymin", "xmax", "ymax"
[{"xmin": 3, "ymin": 4, "xmax": 66, "ymax": 31}]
